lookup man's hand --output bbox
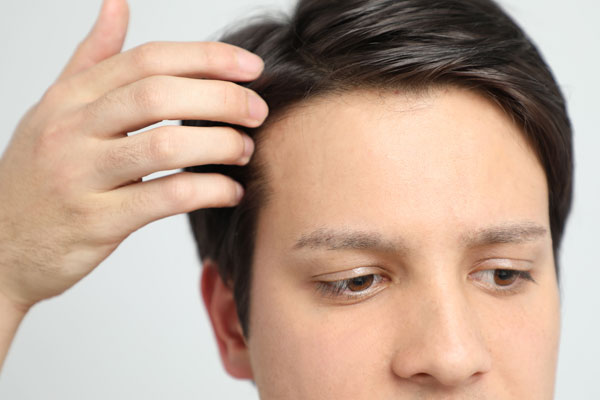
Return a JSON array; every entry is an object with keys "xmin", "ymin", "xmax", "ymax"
[{"xmin": 0, "ymin": 0, "xmax": 268, "ymax": 315}]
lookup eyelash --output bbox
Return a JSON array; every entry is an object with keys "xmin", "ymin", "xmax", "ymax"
[
  {"xmin": 316, "ymin": 274, "xmax": 387, "ymax": 301},
  {"xmin": 469, "ymin": 269, "xmax": 536, "ymax": 295},
  {"xmin": 316, "ymin": 268, "xmax": 536, "ymax": 301}
]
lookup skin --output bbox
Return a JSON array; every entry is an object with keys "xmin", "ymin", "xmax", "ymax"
[
  {"xmin": 0, "ymin": 0, "xmax": 560, "ymax": 398},
  {"xmin": 205, "ymin": 87, "xmax": 561, "ymax": 399},
  {"xmin": 0, "ymin": 0, "xmax": 267, "ymax": 370}
]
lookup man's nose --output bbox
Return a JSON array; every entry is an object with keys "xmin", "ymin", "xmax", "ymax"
[{"xmin": 390, "ymin": 279, "xmax": 492, "ymax": 387}]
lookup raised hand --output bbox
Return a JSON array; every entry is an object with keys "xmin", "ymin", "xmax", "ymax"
[{"xmin": 0, "ymin": 0, "xmax": 268, "ymax": 315}]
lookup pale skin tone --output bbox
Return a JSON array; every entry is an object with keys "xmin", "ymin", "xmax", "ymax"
[
  {"xmin": 0, "ymin": 0, "xmax": 267, "ymax": 368},
  {"xmin": 0, "ymin": 0, "xmax": 560, "ymax": 399},
  {"xmin": 204, "ymin": 89, "xmax": 560, "ymax": 398}
]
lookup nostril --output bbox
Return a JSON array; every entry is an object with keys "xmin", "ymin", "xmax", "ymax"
[
  {"xmin": 410, "ymin": 372, "xmax": 435, "ymax": 384},
  {"xmin": 410, "ymin": 370, "xmax": 484, "ymax": 387},
  {"xmin": 468, "ymin": 371, "xmax": 485, "ymax": 383}
]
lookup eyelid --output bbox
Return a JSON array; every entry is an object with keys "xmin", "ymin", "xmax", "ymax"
[
  {"xmin": 312, "ymin": 266, "xmax": 384, "ymax": 281},
  {"xmin": 315, "ymin": 272, "xmax": 389, "ymax": 302},
  {"xmin": 472, "ymin": 257, "xmax": 532, "ymax": 271},
  {"xmin": 469, "ymin": 265, "xmax": 536, "ymax": 296}
]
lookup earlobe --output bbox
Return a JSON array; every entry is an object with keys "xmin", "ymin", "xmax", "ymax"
[{"xmin": 200, "ymin": 259, "xmax": 253, "ymax": 380}]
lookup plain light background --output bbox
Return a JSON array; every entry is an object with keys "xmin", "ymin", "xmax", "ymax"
[{"xmin": 0, "ymin": 0, "xmax": 597, "ymax": 398}]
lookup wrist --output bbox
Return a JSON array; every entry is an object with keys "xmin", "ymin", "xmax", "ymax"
[
  {"xmin": 0, "ymin": 287, "xmax": 29, "ymax": 372},
  {"xmin": 0, "ymin": 288, "xmax": 30, "ymax": 320}
]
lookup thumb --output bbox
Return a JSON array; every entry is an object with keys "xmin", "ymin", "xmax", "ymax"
[{"xmin": 58, "ymin": 0, "xmax": 129, "ymax": 82}]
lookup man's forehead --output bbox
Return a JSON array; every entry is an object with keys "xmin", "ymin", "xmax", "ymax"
[
  {"xmin": 258, "ymin": 88, "xmax": 437, "ymax": 147},
  {"xmin": 255, "ymin": 87, "xmax": 533, "ymax": 184},
  {"xmin": 251, "ymin": 86, "xmax": 548, "ymax": 241}
]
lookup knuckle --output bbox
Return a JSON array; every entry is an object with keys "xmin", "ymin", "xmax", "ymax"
[
  {"xmin": 35, "ymin": 118, "xmax": 70, "ymax": 157},
  {"xmin": 147, "ymin": 128, "xmax": 176, "ymax": 162},
  {"xmin": 198, "ymin": 41, "xmax": 218, "ymax": 67},
  {"xmin": 219, "ymin": 81, "xmax": 246, "ymax": 115},
  {"xmin": 162, "ymin": 175, "xmax": 193, "ymax": 208},
  {"xmin": 32, "ymin": 115, "xmax": 86, "ymax": 197},
  {"xmin": 199, "ymin": 41, "xmax": 232, "ymax": 69},
  {"xmin": 40, "ymin": 83, "xmax": 66, "ymax": 105},
  {"xmin": 66, "ymin": 194, "xmax": 102, "ymax": 226},
  {"xmin": 39, "ymin": 120, "xmax": 64, "ymax": 143},
  {"xmin": 221, "ymin": 129, "xmax": 246, "ymax": 163},
  {"xmin": 130, "ymin": 41, "xmax": 164, "ymax": 74},
  {"xmin": 132, "ymin": 76, "xmax": 167, "ymax": 112},
  {"xmin": 85, "ymin": 200, "xmax": 125, "ymax": 243},
  {"xmin": 211, "ymin": 176, "xmax": 239, "ymax": 206}
]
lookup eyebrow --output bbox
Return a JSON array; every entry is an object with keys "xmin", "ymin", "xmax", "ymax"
[
  {"xmin": 292, "ymin": 223, "xmax": 548, "ymax": 252},
  {"xmin": 460, "ymin": 223, "xmax": 548, "ymax": 248},
  {"xmin": 293, "ymin": 228, "xmax": 401, "ymax": 252}
]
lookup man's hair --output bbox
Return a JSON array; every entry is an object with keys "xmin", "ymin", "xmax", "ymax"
[{"xmin": 183, "ymin": 0, "xmax": 573, "ymax": 337}]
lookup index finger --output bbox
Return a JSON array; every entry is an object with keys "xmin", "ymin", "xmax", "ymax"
[{"xmin": 65, "ymin": 41, "xmax": 264, "ymax": 101}]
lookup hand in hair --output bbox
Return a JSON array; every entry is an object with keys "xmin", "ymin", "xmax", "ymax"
[{"xmin": 0, "ymin": 0, "xmax": 267, "ymax": 369}]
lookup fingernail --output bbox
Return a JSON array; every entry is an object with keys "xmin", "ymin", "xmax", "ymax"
[
  {"xmin": 236, "ymin": 49, "xmax": 264, "ymax": 75},
  {"xmin": 241, "ymin": 134, "xmax": 255, "ymax": 164},
  {"xmin": 247, "ymin": 91, "xmax": 268, "ymax": 123}
]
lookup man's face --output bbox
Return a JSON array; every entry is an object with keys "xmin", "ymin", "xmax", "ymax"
[{"xmin": 244, "ymin": 87, "xmax": 559, "ymax": 399}]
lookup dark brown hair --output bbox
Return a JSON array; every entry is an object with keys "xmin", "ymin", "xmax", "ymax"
[{"xmin": 183, "ymin": 0, "xmax": 573, "ymax": 337}]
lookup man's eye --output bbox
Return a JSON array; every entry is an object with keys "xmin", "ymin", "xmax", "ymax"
[
  {"xmin": 316, "ymin": 274, "xmax": 386, "ymax": 301},
  {"xmin": 346, "ymin": 275, "xmax": 375, "ymax": 291},
  {"xmin": 470, "ymin": 269, "xmax": 536, "ymax": 295}
]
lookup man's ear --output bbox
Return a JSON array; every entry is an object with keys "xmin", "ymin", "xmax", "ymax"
[{"xmin": 200, "ymin": 259, "xmax": 253, "ymax": 380}]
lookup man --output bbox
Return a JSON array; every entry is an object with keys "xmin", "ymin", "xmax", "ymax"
[{"xmin": 0, "ymin": 0, "xmax": 572, "ymax": 398}]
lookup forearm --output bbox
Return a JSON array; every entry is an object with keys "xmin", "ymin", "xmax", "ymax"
[{"xmin": 0, "ymin": 289, "xmax": 28, "ymax": 372}]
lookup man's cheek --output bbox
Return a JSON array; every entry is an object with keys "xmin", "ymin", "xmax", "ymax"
[
  {"xmin": 249, "ymin": 288, "xmax": 386, "ymax": 384},
  {"xmin": 479, "ymin": 290, "xmax": 560, "ymax": 398}
]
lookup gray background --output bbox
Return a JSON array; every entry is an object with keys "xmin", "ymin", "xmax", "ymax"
[{"xmin": 0, "ymin": 0, "xmax": 597, "ymax": 398}]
